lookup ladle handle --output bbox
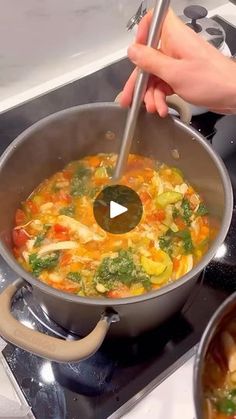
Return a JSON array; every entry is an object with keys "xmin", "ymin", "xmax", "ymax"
[{"xmin": 113, "ymin": 0, "xmax": 170, "ymax": 181}]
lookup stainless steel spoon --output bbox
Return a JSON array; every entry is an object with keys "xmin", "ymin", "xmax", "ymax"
[{"xmin": 113, "ymin": 0, "xmax": 170, "ymax": 182}]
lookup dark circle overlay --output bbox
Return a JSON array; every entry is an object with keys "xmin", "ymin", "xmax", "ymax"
[{"xmin": 93, "ymin": 185, "xmax": 143, "ymax": 234}]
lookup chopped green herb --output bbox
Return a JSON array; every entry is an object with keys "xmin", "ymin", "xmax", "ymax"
[
  {"xmin": 70, "ymin": 163, "xmax": 92, "ymax": 197},
  {"xmin": 75, "ymin": 164, "xmax": 91, "ymax": 179},
  {"xmin": 159, "ymin": 233, "xmax": 173, "ymax": 256},
  {"xmin": 67, "ymin": 272, "xmax": 81, "ymax": 283},
  {"xmin": 181, "ymin": 198, "xmax": 192, "ymax": 225},
  {"xmin": 34, "ymin": 225, "xmax": 50, "ymax": 247},
  {"xmin": 34, "ymin": 233, "xmax": 45, "ymax": 247},
  {"xmin": 159, "ymin": 228, "xmax": 194, "ymax": 255},
  {"xmin": 196, "ymin": 202, "xmax": 209, "ymax": 216},
  {"xmin": 95, "ymin": 250, "xmax": 151, "ymax": 290},
  {"xmin": 176, "ymin": 230, "xmax": 193, "ymax": 254},
  {"xmin": 59, "ymin": 206, "xmax": 75, "ymax": 217},
  {"xmin": 216, "ymin": 398, "xmax": 236, "ymax": 414},
  {"xmin": 172, "ymin": 207, "xmax": 180, "ymax": 219},
  {"xmin": 29, "ymin": 252, "xmax": 59, "ymax": 277},
  {"xmin": 229, "ymin": 389, "xmax": 236, "ymax": 397}
]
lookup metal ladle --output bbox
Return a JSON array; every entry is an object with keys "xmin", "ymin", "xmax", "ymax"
[{"xmin": 113, "ymin": 0, "xmax": 170, "ymax": 182}]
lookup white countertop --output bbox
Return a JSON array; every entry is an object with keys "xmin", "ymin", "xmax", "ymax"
[{"xmin": 122, "ymin": 354, "xmax": 195, "ymax": 419}]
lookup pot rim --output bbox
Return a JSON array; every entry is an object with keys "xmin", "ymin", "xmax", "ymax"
[
  {"xmin": 193, "ymin": 290, "xmax": 236, "ymax": 419},
  {"xmin": 0, "ymin": 102, "xmax": 233, "ymax": 306}
]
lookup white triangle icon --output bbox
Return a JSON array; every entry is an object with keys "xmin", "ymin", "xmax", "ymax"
[{"xmin": 110, "ymin": 201, "xmax": 128, "ymax": 219}]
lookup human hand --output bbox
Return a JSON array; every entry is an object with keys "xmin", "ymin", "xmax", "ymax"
[{"xmin": 120, "ymin": 9, "xmax": 236, "ymax": 116}]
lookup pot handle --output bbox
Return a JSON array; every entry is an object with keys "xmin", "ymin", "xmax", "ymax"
[
  {"xmin": 0, "ymin": 279, "xmax": 119, "ymax": 362},
  {"xmin": 166, "ymin": 94, "xmax": 192, "ymax": 125},
  {"xmin": 114, "ymin": 92, "xmax": 192, "ymax": 124}
]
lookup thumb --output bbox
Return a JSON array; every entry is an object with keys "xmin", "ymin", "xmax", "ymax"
[{"xmin": 128, "ymin": 43, "xmax": 177, "ymax": 85}]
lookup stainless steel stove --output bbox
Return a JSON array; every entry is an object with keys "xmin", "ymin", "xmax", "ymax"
[{"xmin": 0, "ymin": 14, "xmax": 236, "ymax": 419}]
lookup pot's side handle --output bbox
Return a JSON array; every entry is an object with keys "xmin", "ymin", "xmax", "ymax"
[
  {"xmin": 166, "ymin": 94, "xmax": 192, "ymax": 125},
  {"xmin": 0, "ymin": 279, "xmax": 119, "ymax": 362}
]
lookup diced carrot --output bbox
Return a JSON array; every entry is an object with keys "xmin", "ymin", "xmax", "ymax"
[
  {"xmin": 107, "ymin": 285, "xmax": 130, "ymax": 299},
  {"xmin": 139, "ymin": 191, "xmax": 151, "ymax": 204},
  {"xmin": 86, "ymin": 155, "xmax": 101, "ymax": 167},
  {"xmin": 143, "ymin": 169, "xmax": 154, "ymax": 181},
  {"xmin": 93, "ymin": 178, "xmax": 108, "ymax": 186},
  {"xmin": 15, "ymin": 209, "xmax": 26, "ymax": 226},
  {"xmin": 152, "ymin": 284, "xmax": 161, "ymax": 290},
  {"xmin": 175, "ymin": 217, "xmax": 186, "ymax": 230},
  {"xmin": 155, "ymin": 210, "xmax": 165, "ymax": 222},
  {"xmin": 201, "ymin": 226, "xmax": 210, "ymax": 236},
  {"xmin": 60, "ymin": 253, "xmax": 72, "ymax": 267},
  {"xmin": 187, "ymin": 187, "xmax": 194, "ymax": 194},
  {"xmin": 69, "ymin": 262, "xmax": 82, "ymax": 271},
  {"xmin": 173, "ymin": 257, "xmax": 180, "ymax": 271},
  {"xmin": 63, "ymin": 170, "xmax": 73, "ymax": 180}
]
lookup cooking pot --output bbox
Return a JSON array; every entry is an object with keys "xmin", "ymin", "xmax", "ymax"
[
  {"xmin": 0, "ymin": 102, "xmax": 233, "ymax": 362},
  {"xmin": 194, "ymin": 291, "xmax": 236, "ymax": 419}
]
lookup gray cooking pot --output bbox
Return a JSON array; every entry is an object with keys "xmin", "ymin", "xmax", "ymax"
[
  {"xmin": 0, "ymin": 103, "xmax": 233, "ymax": 362},
  {"xmin": 194, "ymin": 291, "xmax": 236, "ymax": 419}
]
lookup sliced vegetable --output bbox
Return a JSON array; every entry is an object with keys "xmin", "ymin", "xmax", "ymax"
[
  {"xmin": 141, "ymin": 256, "xmax": 166, "ymax": 276},
  {"xmin": 173, "ymin": 255, "xmax": 193, "ymax": 280},
  {"xmin": 94, "ymin": 167, "xmax": 107, "ymax": 178},
  {"xmin": 156, "ymin": 191, "xmax": 183, "ymax": 208},
  {"xmin": 150, "ymin": 250, "xmax": 173, "ymax": 285}
]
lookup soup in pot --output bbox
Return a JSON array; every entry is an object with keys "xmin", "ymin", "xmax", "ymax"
[
  {"xmin": 203, "ymin": 318, "xmax": 236, "ymax": 419},
  {"xmin": 12, "ymin": 153, "xmax": 212, "ymax": 298}
]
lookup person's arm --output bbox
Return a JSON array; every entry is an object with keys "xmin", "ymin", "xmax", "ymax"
[{"xmin": 120, "ymin": 9, "xmax": 236, "ymax": 117}]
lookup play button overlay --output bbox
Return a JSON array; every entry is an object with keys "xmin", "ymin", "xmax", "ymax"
[
  {"xmin": 110, "ymin": 201, "xmax": 128, "ymax": 219},
  {"xmin": 93, "ymin": 185, "xmax": 143, "ymax": 234}
]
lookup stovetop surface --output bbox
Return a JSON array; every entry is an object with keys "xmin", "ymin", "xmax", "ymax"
[{"xmin": 0, "ymin": 15, "xmax": 236, "ymax": 419}]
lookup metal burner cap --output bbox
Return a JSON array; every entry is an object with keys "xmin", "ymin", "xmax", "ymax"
[{"xmin": 182, "ymin": 5, "xmax": 225, "ymax": 50}]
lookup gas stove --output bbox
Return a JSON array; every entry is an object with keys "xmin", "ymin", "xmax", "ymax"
[{"xmin": 0, "ymin": 14, "xmax": 236, "ymax": 419}]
